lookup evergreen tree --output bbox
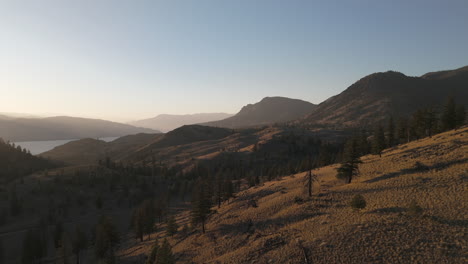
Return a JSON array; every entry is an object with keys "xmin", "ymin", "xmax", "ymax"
[
  {"xmin": 54, "ymin": 221, "xmax": 64, "ymax": 248},
  {"xmin": 0, "ymin": 238, "xmax": 3, "ymax": 263},
  {"xmin": 304, "ymin": 169, "xmax": 317, "ymax": 197},
  {"xmin": 145, "ymin": 239, "xmax": 159, "ymax": 264},
  {"xmin": 387, "ymin": 116, "xmax": 395, "ymax": 147},
  {"xmin": 356, "ymin": 130, "xmax": 370, "ymax": 156},
  {"xmin": 396, "ymin": 117, "xmax": 410, "ymax": 144},
  {"xmin": 441, "ymin": 97, "xmax": 457, "ymax": 131},
  {"xmin": 372, "ymin": 125, "xmax": 386, "ymax": 157},
  {"xmin": 166, "ymin": 215, "xmax": 178, "ymax": 236},
  {"xmin": 455, "ymin": 105, "xmax": 466, "ymax": 128},
  {"xmin": 71, "ymin": 225, "xmax": 87, "ymax": 264},
  {"xmin": 155, "ymin": 239, "xmax": 175, "ymax": 264},
  {"xmin": 191, "ymin": 178, "xmax": 212, "ymax": 233},
  {"xmin": 94, "ymin": 216, "xmax": 120, "ymax": 262},
  {"xmin": 21, "ymin": 229, "xmax": 46, "ymax": 264},
  {"xmin": 132, "ymin": 199, "xmax": 156, "ymax": 241},
  {"xmin": 223, "ymin": 178, "xmax": 234, "ymax": 203},
  {"xmin": 336, "ymin": 138, "xmax": 362, "ymax": 184},
  {"xmin": 9, "ymin": 187, "xmax": 22, "ymax": 216},
  {"xmin": 214, "ymin": 174, "xmax": 223, "ymax": 208}
]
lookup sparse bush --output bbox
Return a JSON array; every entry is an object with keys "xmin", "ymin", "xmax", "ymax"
[
  {"xmin": 408, "ymin": 200, "xmax": 423, "ymax": 217},
  {"xmin": 349, "ymin": 194, "xmax": 366, "ymax": 210},
  {"xmin": 413, "ymin": 161, "xmax": 429, "ymax": 171},
  {"xmin": 294, "ymin": 196, "xmax": 304, "ymax": 204}
]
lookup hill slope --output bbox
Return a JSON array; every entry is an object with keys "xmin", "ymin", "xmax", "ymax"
[
  {"xmin": 204, "ymin": 97, "xmax": 317, "ymax": 128},
  {"xmin": 0, "ymin": 139, "xmax": 56, "ymax": 183},
  {"xmin": 0, "ymin": 116, "xmax": 159, "ymax": 141},
  {"xmin": 303, "ymin": 66, "xmax": 468, "ymax": 127},
  {"xmin": 130, "ymin": 113, "xmax": 233, "ymax": 132},
  {"xmin": 122, "ymin": 126, "xmax": 467, "ymax": 263},
  {"xmin": 40, "ymin": 133, "xmax": 162, "ymax": 165}
]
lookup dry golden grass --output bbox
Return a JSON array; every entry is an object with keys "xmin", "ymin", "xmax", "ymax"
[{"xmin": 124, "ymin": 127, "xmax": 467, "ymax": 264}]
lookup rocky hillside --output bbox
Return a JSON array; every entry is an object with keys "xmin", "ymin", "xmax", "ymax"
[
  {"xmin": 121, "ymin": 126, "xmax": 467, "ymax": 263},
  {"xmin": 204, "ymin": 97, "xmax": 317, "ymax": 128},
  {"xmin": 303, "ymin": 66, "xmax": 468, "ymax": 127}
]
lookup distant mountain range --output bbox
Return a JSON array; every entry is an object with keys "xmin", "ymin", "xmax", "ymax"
[
  {"xmin": 302, "ymin": 66, "xmax": 468, "ymax": 127},
  {"xmin": 129, "ymin": 113, "xmax": 233, "ymax": 132},
  {"xmin": 40, "ymin": 65, "xmax": 468, "ymax": 167},
  {"xmin": 203, "ymin": 96, "xmax": 317, "ymax": 128},
  {"xmin": 0, "ymin": 116, "xmax": 160, "ymax": 142}
]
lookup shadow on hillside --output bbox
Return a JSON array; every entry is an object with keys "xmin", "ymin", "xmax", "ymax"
[
  {"xmin": 235, "ymin": 189, "xmax": 278, "ymax": 202},
  {"xmin": 368, "ymin": 207, "xmax": 406, "ymax": 214},
  {"xmin": 216, "ymin": 212, "xmax": 325, "ymax": 236},
  {"xmin": 364, "ymin": 158, "xmax": 467, "ymax": 184},
  {"xmin": 429, "ymin": 216, "xmax": 468, "ymax": 227},
  {"xmin": 332, "ymin": 184, "xmax": 418, "ymax": 195}
]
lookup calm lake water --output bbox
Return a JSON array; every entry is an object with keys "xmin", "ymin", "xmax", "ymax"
[{"xmin": 14, "ymin": 137, "xmax": 118, "ymax": 155}]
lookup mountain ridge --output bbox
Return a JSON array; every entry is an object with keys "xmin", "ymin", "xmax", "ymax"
[
  {"xmin": 204, "ymin": 96, "xmax": 317, "ymax": 128},
  {"xmin": 129, "ymin": 113, "xmax": 233, "ymax": 132},
  {"xmin": 0, "ymin": 116, "xmax": 160, "ymax": 142}
]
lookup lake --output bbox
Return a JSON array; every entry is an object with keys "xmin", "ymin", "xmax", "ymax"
[{"xmin": 14, "ymin": 137, "xmax": 119, "ymax": 155}]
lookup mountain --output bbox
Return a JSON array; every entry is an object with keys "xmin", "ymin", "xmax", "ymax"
[
  {"xmin": 303, "ymin": 66, "xmax": 468, "ymax": 127},
  {"xmin": 129, "ymin": 113, "xmax": 233, "ymax": 132},
  {"xmin": 204, "ymin": 97, "xmax": 317, "ymax": 128},
  {"xmin": 0, "ymin": 116, "xmax": 160, "ymax": 142}
]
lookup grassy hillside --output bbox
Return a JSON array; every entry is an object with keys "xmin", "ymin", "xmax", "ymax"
[{"xmin": 122, "ymin": 126, "xmax": 467, "ymax": 263}]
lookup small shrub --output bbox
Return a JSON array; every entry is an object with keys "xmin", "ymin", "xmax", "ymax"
[
  {"xmin": 408, "ymin": 200, "xmax": 423, "ymax": 217},
  {"xmin": 350, "ymin": 194, "xmax": 366, "ymax": 210},
  {"xmin": 294, "ymin": 196, "xmax": 304, "ymax": 204},
  {"xmin": 413, "ymin": 161, "xmax": 429, "ymax": 171}
]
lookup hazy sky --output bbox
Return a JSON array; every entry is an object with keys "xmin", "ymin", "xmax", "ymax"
[{"xmin": 1, "ymin": 0, "xmax": 468, "ymax": 122}]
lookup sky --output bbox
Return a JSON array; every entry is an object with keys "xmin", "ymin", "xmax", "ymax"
[{"xmin": 1, "ymin": 0, "xmax": 468, "ymax": 122}]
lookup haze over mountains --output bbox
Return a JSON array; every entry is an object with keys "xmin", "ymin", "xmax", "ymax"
[
  {"xmin": 36, "ymin": 65, "xmax": 468, "ymax": 167},
  {"xmin": 0, "ymin": 116, "xmax": 159, "ymax": 142},
  {"xmin": 130, "ymin": 113, "xmax": 233, "ymax": 132}
]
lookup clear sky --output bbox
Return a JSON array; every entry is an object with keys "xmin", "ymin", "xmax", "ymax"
[{"xmin": 1, "ymin": 0, "xmax": 467, "ymax": 122}]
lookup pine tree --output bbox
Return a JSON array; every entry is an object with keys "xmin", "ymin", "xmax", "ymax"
[
  {"xmin": 54, "ymin": 221, "xmax": 64, "ymax": 248},
  {"xmin": 214, "ymin": 174, "xmax": 223, "ymax": 208},
  {"xmin": 94, "ymin": 216, "xmax": 120, "ymax": 262},
  {"xmin": 0, "ymin": 238, "xmax": 3, "ymax": 263},
  {"xmin": 304, "ymin": 169, "xmax": 317, "ymax": 197},
  {"xmin": 132, "ymin": 199, "xmax": 156, "ymax": 241},
  {"xmin": 72, "ymin": 225, "xmax": 87, "ymax": 264},
  {"xmin": 223, "ymin": 178, "xmax": 234, "ymax": 203},
  {"xmin": 372, "ymin": 125, "xmax": 386, "ymax": 157},
  {"xmin": 145, "ymin": 239, "xmax": 159, "ymax": 264},
  {"xmin": 191, "ymin": 178, "xmax": 212, "ymax": 233},
  {"xmin": 336, "ymin": 138, "xmax": 362, "ymax": 184},
  {"xmin": 166, "ymin": 215, "xmax": 178, "ymax": 236},
  {"xmin": 387, "ymin": 116, "xmax": 395, "ymax": 147},
  {"xmin": 9, "ymin": 187, "xmax": 22, "ymax": 216},
  {"xmin": 155, "ymin": 239, "xmax": 175, "ymax": 264},
  {"xmin": 441, "ymin": 97, "xmax": 457, "ymax": 131},
  {"xmin": 356, "ymin": 130, "xmax": 369, "ymax": 156},
  {"xmin": 22, "ymin": 229, "xmax": 46, "ymax": 264},
  {"xmin": 455, "ymin": 105, "xmax": 466, "ymax": 128}
]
